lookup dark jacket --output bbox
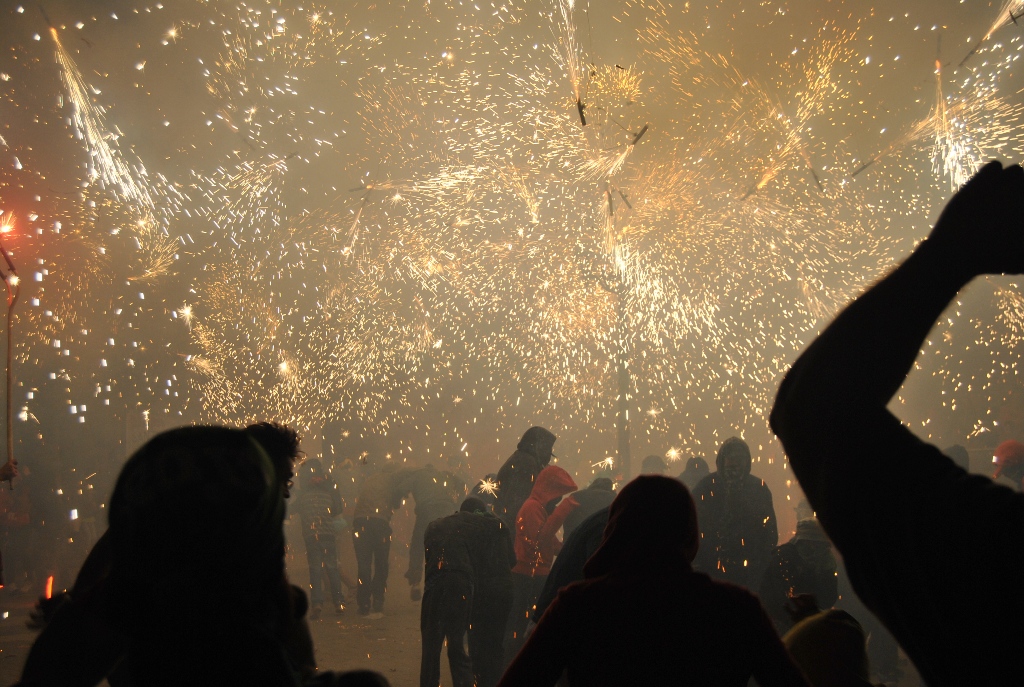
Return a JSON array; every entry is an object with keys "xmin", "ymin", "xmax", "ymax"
[
  {"xmin": 532, "ymin": 507, "xmax": 609, "ymax": 623},
  {"xmin": 353, "ymin": 467, "xmax": 411, "ymax": 523},
  {"xmin": 494, "ymin": 427, "xmax": 556, "ymax": 530},
  {"xmin": 562, "ymin": 486, "xmax": 615, "ymax": 538},
  {"xmin": 424, "ymin": 510, "xmax": 514, "ymax": 592},
  {"xmin": 759, "ymin": 533, "xmax": 838, "ymax": 634},
  {"xmin": 296, "ymin": 478, "xmax": 344, "ymax": 538},
  {"xmin": 511, "ymin": 466, "xmax": 577, "ymax": 577},
  {"xmin": 499, "ymin": 476, "xmax": 808, "ymax": 687},
  {"xmin": 691, "ymin": 450, "xmax": 778, "ymax": 588}
]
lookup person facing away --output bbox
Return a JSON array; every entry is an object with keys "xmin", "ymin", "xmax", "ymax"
[
  {"xmin": 18, "ymin": 422, "xmax": 317, "ymax": 687},
  {"xmin": 783, "ymin": 610, "xmax": 880, "ymax": 687},
  {"xmin": 296, "ymin": 458, "xmax": 347, "ymax": 619},
  {"xmin": 759, "ymin": 518, "xmax": 838, "ymax": 635},
  {"xmin": 498, "ymin": 475, "xmax": 810, "ymax": 687},
  {"xmin": 691, "ymin": 436, "xmax": 778, "ymax": 589},
  {"xmin": 992, "ymin": 438, "xmax": 1024, "ymax": 490},
  {"xmin": 504, "ymin": 465, "xmax": 577, "ymax": 665},
  {"xmin": 769, "ymin": 161, "xmax": 1024, "ymax": 686},
  {"xmin": 561, "ymin": 477, "xmax": 614, "ymax": 538},
  {"xmin": 401, "ymin": 465, "xmax": 463, "ymax": 600},
  {"xmin": 639, "ymin": 453, "xmax": 667, "ymax": 475},
  {"xmin": 352, "ymin": 461, "xmax": 412, "ymax": 617},
  {"xmin": 494, "ymin": 427, "xmax": 557, "ymax": 530},
  {"xmin": 678, "ymin": 455, "xmax": 710, "ymax": 490},
  {"xmin": 530, "ymin": 506, "xmax": 609, "ymax": 626},
  {"xmin": 941, "ymin": 444, "xmax": 970, "ymax": 472},
  {"xmin": 419, "ymin": 497, "xmax": 515, "ymax": 687}
]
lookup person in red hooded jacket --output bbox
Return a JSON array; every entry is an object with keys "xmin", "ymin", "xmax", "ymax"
[
  {"xmin": 502, "ymin": 465, "xmax": 577, "ymax": 666},
  {"xmin": 993, "ymin": 439, "xmax": 1024, "ymax": 491}
]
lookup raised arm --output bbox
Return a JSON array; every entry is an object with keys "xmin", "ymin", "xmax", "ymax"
[{"xmin": 771, "ymin": 162, "xmax": 1024, "ymax": 481}]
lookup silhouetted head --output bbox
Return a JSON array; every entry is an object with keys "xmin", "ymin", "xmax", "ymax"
[
  {"xmin": 104, "ymin": 426, "xmax": 292, "ymax": 685},
  {"xmin": 245, "ymin": 421, "xmax": 301, "ymax": 498},
  {"xmin": 993, "ymin": 440, "xmax": 1024, "ymax": 483},
  {"xmin": 942, "ymin": 444, "xmax": 970, "ymax": 472},
  {"xmin": 584, "ymin": 475, "xmax": 699, "ymax": 578},
  {"xmin": 640, "ymin": 454, "xmax": 667, "ymax": 475},
  {"xmin": 783, "ymin": 610, "xmax": 873, "ymax": 687},
  {"xmin": 684, "ymin": 456, "xmax": 709, "ymax": 475},
  {"xmin": 589, "ymin": 477, "xmax": 614, "ymax": 492},
  {"xmin": 460, "ymin": 496, "xmax": 488, "ymax": 513},
  {"xmin": 716, "ymin": 437, "xmax": 751, "ymax": 483},
  {"xmin": 518, "ymin": 426, "xmax": 557, "ymax": 464}
]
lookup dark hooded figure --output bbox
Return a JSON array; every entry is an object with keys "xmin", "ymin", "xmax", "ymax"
[
  {"xmin": 678, "ymin": 455, "xmax": 710, "ymax": 490},
  {"xmin": 691, "ymin": 437, "xmax": 778, "ymax": 589},
  {"xmin": 401, "ymin": 466, "xmax": 463, "ymax": 599},
  {"xmin": 504, "ymin": 465, "xmax": 577, "ymax": 666},
  {"xmin": 497, "ymin": 476, "xmax": 809, "ymax": 687},
  {"xmin": 531, "ymin": 506, "xmax": 609, "ymax": 625},
  {"xmin": 759, "ymin": 518, "xmax": 839, "ymax": 635},
  {"xmin": 494, "ymin": 427, "xmax": 557, "ymax": 530},
  {"xmin": 561, "ymin": 478, "xmax": 614, "ymax": 538},
  {"xmin": 640, "ymin": 454, "xmax": 667, "ymax": 475},
  {"xmin": 418, "ymin": 497, "xmax": 514, "ymax": 687}
]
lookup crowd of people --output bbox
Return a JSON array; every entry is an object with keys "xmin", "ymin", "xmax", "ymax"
[{"xmin": 2, "ymin": 163, "xmax": 1024, "ymax": 685}]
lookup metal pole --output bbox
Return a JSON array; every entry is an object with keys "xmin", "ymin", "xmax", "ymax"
[
  {"xmin": 616, "ymin": 293, "xmax": 631, "ymax": 479},
  {"xmin": 0, "ymin": 241, "xmax": 19, "ymax": 484}
]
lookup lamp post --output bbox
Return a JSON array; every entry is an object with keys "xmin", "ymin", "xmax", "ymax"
[{"xmin": 0, "ymin": 238, "xmax": 20, "ymax": 484}]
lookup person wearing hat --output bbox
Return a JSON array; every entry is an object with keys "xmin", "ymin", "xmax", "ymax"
[
  {"xmin": 498, "ymin": 476, "xmax": 809, "ymax": 687},
  {"xmin": 494, "ymin": 427, "xmax": 557, "ymax": 531},
  {"xmin": 759, "ymin": 519, "xmax": 838, "ymax": 635},
  {"xmin": 691, "ymin": 437, "xmax": 778, "ymax": 589},
  {"xmin": 992, "ymin": 439, "xmax": 1024, "ymax": 490}
]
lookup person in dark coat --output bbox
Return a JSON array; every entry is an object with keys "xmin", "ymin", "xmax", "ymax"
[
  {"xmin": 296, "ymin": 459, "xmax": 347, "ymax": 619},
  {"xmin": 401, "ymin": 466, "xmax": 462, "ymax": 600},
  {"xmin": 494, "ymin": 427, "xmax": 557, "ymax": 530},
  {"xmin": 504, "ymin": 465, "xmax": 577, "ymax": 665},
  {"xmin": 530, "ymin": 506, "xmax": 609, "ymax": 625},
  {"xmin": 691, "ymin": 437, "xmax": 778, "ymax": 589},
  {"xmin": 759, "ymin": 519, "xmax": 838, "ymax": 635},
  {"xmin": 561, "ymin": 477, "xmax": 614, "ymax": 538},
  {"xmin": 418, "ymin": 497, "xmax": 514, "ymax": 687},
  {"xmin": 769, "ymin": 161, "xmax": 1024, "ymax": 687},
  {"xmin": 678, "ymin": 455, "xmax": 710, "ymax": 490},
  {"xmin": 351, "ymin": 463, "xmax": 413, "ymax": 616},
  {"xmin": 498, "ymin": 475, "xmax": 810, "ymax": 687}
]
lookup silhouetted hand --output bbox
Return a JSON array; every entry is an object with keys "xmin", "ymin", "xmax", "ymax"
[
  {"xmin": 928, "ymin": 161, "xmax": 1024, "ymax": 278},
  {"xmin": 0, "ymin": 460, "xmax": 16, "ymax": 482},
  {"xmin": 785, "ymin": 593, "xmax": 820, "ymax": 624}
]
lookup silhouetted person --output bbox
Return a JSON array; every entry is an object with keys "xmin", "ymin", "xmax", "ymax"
[
  {"xmin": 993, "ymin": 439, "xmax": 1024, "ymax": 490},
  {"xmin": 494, "ymin": 427, "xmax": 557, "ymax": 530},
  {"xmin": 783, "ymin": 610, "xmax": 878, "ymax": 687},
  {"xmin": 561, "ymin": 477, "xmax": 614, "ymax": 538},
  {"xmin": 639, "ymin": 454, "xmax": 667, "ymax": 475},
  {"xmin": 678, "ymin": 455, "xmax": 710, "ymax": 490},
  {"xmin": 759, "ymin": 519, "xmax": 838, "ymax": 635},
  {"xmin": 418, "ymin": 497, "xmax": 514, "ymax": 687},
  {"xmin": 402, "ymin": 465, "xmax": 462, "ymax": 600},
  {"xmin": 941, "ymin": 444, "xmax": 971, "ymax": 472},
  {"xmin": 352, "ymin": 462, "xmax": 411, "ymax": 616},
  {"xmin": 296, "ymin": 458, "xmax": 347, "ymax": 618},
  {"xmin": 692, "ymin": 437, "xmax": 778, "ymax": 588},
  {"xmin": 498, "ymin": 476, "xmax": 809, "ymax": 687},
  {"xmin": 504, "ymin": 465, "xmax": 577, "ymax": 665},
  {"xmin": 18, "ymin": 423, "xmax": 314, "ymax": 687},
  {"xmin": 531, "ymin": 506, "xmax": 609, "ymax": 626},
  {"xmin": 770, "ymin": 161, "xmax": 1024, "ymax": 686}
]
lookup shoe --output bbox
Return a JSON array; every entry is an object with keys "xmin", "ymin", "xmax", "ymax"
[
  {"xmin": 410, "ymin": 586, "xmax": 422, "ymax": 602},
  {"xmin": 334, "ymin": 603, "xmax": 346, "ymax": 615},
  {"xmin": 367, "ymin": 612, "xmax": 384, "ymax": 620},
  {"xmin": 309, "ymin": 605, "xmax": 322, "ymax": 621}
]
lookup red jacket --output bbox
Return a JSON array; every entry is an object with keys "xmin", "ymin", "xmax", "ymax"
[{"xmin": 512, "ymin": 466, "xmax": 578, "ymax": 577}]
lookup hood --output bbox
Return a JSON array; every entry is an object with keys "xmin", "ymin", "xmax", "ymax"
[
  {"xmin": 584, "ymin": 475, "xmax": 698, "ymax": 578},
  {"xmin": 993, "ymin": 440, "xmax": 1024, "ymax": 478},
  {"xmin": 518, "ymin": 426, "xmax": 557, "ymax": 459},
  {"xmin": 529, "ymin": 465, "xmax": 577, "ymax": 505},
  {"xmin": 715, "ymin": 436, "xmax": 752, "ymax": 475}
]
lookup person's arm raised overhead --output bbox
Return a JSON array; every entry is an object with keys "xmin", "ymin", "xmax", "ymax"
[{"xmin": 771, "ymin": 161, "xmax": 1024, "ymax": 485}]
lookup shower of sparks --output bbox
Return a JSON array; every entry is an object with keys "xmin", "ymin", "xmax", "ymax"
[
  {"xmin": 478, "ymin": 478, "xmax": 499, "ymax": 496},
  {"xmin": 3, "ymin": 0, "xmax": 1024, "ymax": 476}
]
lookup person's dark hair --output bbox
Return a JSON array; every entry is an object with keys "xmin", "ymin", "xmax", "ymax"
[
  {"xmin": 246, "ymin": 421, "xmax": 301, "ymax": 488},
  {"xmin": 640, "ymin": 454, "xmax": 667, "ymax": 474},
  {"xmin": 104, "ymin": 426, "xmax": 292, "ymax": 684},
  {"xmin": 461, "ymin": 496, "xmax": 488, "ymax": 513}
]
